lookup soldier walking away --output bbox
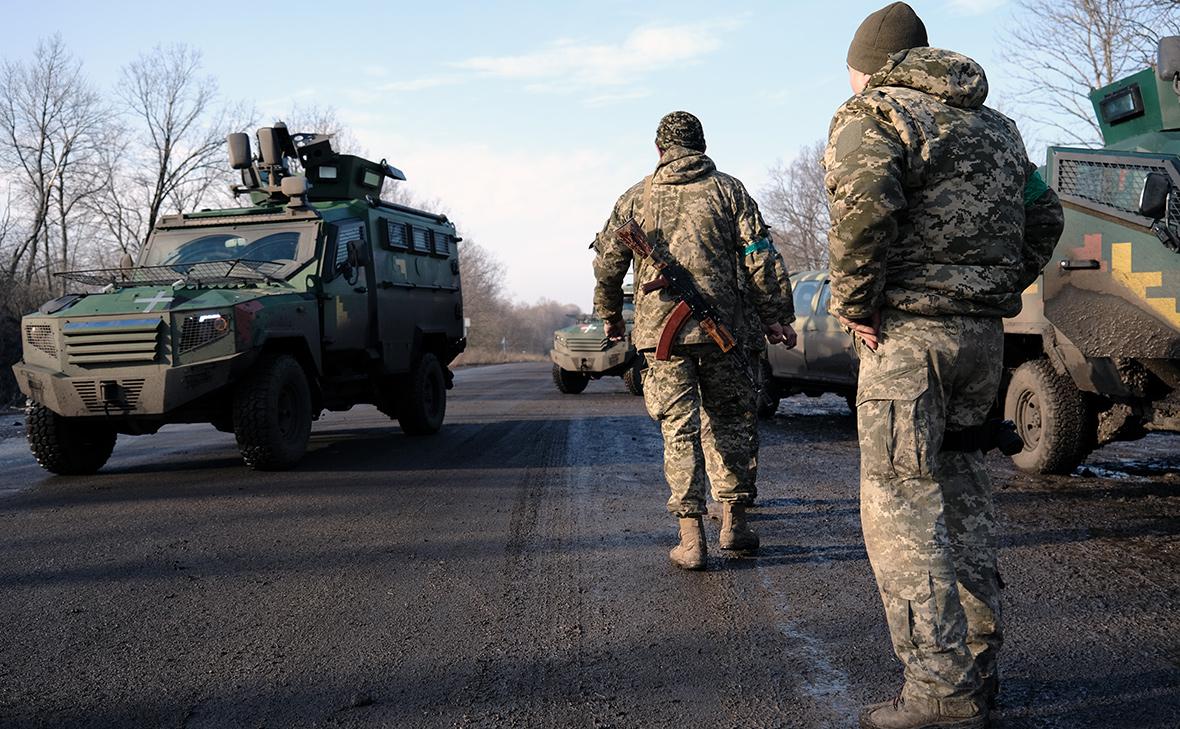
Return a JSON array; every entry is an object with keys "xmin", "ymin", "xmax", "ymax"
[
  {"xmin": 824, "ymin": 4, "xmax": 1063, "ymax": 728},
  {"xmin": 593, "ymin": 112, "xmax": 795, "ymax": 570}
]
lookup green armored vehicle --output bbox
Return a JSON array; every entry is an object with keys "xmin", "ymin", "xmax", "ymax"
[
  {"xmin": 14, "ymin": 124, "xmax": 465, "ymax": 473},
  {"xmin": 550, "ymin": 286, "xmax": 643, "ymax": 396},
  {"xmin": 766, "ymin": 37, "xmax": 1180, "ymax": 474},
  {"xmin": 1002, "ymin": 36, "xmax": 1180, "ymax": 473}
]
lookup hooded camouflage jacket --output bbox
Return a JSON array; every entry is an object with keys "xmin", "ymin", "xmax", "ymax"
[
  {"xmin": 823, "ymin": 47, "xmax": 1064, "ymax": 320},
  {"xmin": 594, "ymin": 146, "xmax": 793, "ymax": 351}
]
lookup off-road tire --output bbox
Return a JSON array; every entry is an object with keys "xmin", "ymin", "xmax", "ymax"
[
  {"xmin": 623, "ymin": 358, "xmax": 644, "ymax": 396},
  {"xmin": 1004, "ymin": 359, "xmax": 1090, "ymax": 475},
  {"xmin": 233, "ymin": 354, "xmax": 312, "ymax": 470},
  {"xmin": 756, "ymin": 358, "xmax": 780, "ymax": 419},
  {"xmin": 553, "ymin": 364, "xmax": 589, "ymax": 395},
  {"xmin": 26, "ymin": 404, "xmax": 117, "ymax": 475},
  {"xmin": 397, "ymin": 353, "xmax": 447, "ymax": 435}
]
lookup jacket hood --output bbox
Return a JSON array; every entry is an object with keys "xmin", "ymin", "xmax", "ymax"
[
  {"xmin": 868, "ymin": 47, "xmax": 989, "ymax": 109},
  {"xmin": 653, "ymin": 145, "xmax": 716, "ymax": 185}
]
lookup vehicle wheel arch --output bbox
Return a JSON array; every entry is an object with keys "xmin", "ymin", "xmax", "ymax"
[{"xmin": 257, "ymin": 336, "xmax": 323, "ymax": 412}]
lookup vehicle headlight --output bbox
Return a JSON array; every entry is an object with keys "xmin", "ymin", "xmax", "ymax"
[{"xmin": 177, "ymin": 312, "xmax": 231, "ymax": 353}]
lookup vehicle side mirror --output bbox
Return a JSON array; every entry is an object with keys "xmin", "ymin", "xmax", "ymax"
[
  {"xmin": 1158, "ymin": 36, "xmax": 1180, "ymax": 82},
  {"xmin": 1139, "ymin": 172, "xmax": 1171, "ymax": 220},
  {"xmin": 119, "ymin": 252, "xmax": 134, "ymax": 270},
  {"xmin": 227, "ymin": 132, "xmax": 253, "ymax": 170},
  {"xmin": 347, "ymin": 236, "xmax": 372, "ymax": 268}
]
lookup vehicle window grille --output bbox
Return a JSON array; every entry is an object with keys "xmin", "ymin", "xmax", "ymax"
[
  {"xmin": 1168, "ymin": 196, "xmax": 1180, "ymax": 240},
  {"xmin": 335, "ymin": 223, "xmax": 363, "ymax": 268},
  {"xmin": 25, "ymin": 324, "xmax": 57, "ymax": 357},
  {"xmin": 383, "ymin": 219, "xmax": 408, "ymax": 250},
  {"xmin": 57, "ymin": 260, "xmax": 285, "ymax": 287},
  {"xmin": 433, "ymin": 232, "xmax": 451, "ymax": 257},
  {"xmin": 411, "ymin": 226, "xmax": 430, "ymax": 254},
  {"xmin": 1055, "ymin": 156, "xmax": 1157, "ymax": 216}
]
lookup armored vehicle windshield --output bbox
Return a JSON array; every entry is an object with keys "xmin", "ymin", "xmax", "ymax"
[{"xmin": 143, "ymin": 221, "xmax": 318, "ymax": 272}]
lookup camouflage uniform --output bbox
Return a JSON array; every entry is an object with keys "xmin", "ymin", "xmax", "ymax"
[
  {"xmin": 824, "ymin": 48, "xmax": 1063, "ymax": 705},
  {"xmin": 594, "ymin": 113, "xmax": 792, "ymax": 517},
  {"xmin": 701, "ymin": 243, "xmax": 795, "ymax": 493}
]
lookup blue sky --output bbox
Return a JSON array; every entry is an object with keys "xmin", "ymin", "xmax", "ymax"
[{"xmin": 10, "ymin": 0, "xmax": 1018, "ymax": 310}]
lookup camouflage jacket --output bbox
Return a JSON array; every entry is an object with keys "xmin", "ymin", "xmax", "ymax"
[
  {"xmin": 594, "ymin": 146, "xmax": 794, "ymax": 351},
  {"xmin": 823, "ymin": 47, "xmax": 1064, "ymax": 320}
]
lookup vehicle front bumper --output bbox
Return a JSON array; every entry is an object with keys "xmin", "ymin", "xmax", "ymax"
[
  {"xmin": 13, "ymin": 351, "xmax": 253, "ymax": 418},
  {"xmin": 550, "ymin": 346, "xmax": 632, "ymax": 376}
]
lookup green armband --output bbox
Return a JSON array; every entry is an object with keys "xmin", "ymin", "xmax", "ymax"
[
  {"xmin": 1024, "ymin": 170, "xmax": 1050, "ymax": 207},
  {"xmin": 743, "ymin": 238, "xmax": 772, "ymax": 256}
]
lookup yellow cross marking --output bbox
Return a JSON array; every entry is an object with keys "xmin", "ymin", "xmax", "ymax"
[{"xmin": 1111, "ymin": 242, "xmax": 1179, "ymax": 326}]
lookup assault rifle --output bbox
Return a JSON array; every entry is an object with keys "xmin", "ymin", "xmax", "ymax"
[{"xmin": 614, "ymin": 217, "xmax": 754, "ymax": 385}]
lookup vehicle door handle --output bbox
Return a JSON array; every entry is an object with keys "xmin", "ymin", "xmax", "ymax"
[{"xmin": 1059, "ymin": 259, "xmax": 1100, "ymax": 271}]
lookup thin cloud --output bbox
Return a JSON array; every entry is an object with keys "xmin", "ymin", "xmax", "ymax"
[
  {"xmin": 584, "ymin": 89, "xmax": 652, "ymax": 108},
  {"xmin": 379, "ymin": 76, "xmax": 463, "ymax": 92},
  {"xmin": 948, "ymin": 0, "xmax": 1007, "ymax": 15},
  {"xmin": 453, "ymin": 20, "xmax": 742, "ymax": 88}
]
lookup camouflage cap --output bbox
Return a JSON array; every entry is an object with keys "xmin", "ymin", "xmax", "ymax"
[{"xmin": 655, "ymin": 111, "xmax": 706, "ymax": 152}]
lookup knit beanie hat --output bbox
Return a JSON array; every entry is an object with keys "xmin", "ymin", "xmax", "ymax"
[
  {"xmin": 655, "ymin": 111, "xmax": 706, "ymax": 152},
  {"xmin": 847, "ymin": 2, "xmax": 928, "ymax": 74}
]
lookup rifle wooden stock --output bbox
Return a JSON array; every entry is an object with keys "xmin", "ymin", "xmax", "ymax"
[
  {"xmin": 615, "ymin": 218, "xmax": 653, "ymax": 258},
  {"xmin": 698, "ymin": 318, "xmax": 737, "ymax": 353},
  {"xmin": 641, "ymin": 275, "xmax": 669, "ymax": 294}
]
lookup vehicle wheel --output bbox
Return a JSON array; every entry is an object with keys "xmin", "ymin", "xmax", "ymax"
[
  {"xmin": 552, "ymin": 364, "xmax": 589, "ymax": 394},
  {"xmin": 233, "ymin": 354, "xmax": 312, "ymax": 470},
  {"xmin": 26, "ymin": 404, "xmax": 116, "ymax": 475},
  {"xmin": 623, "ymin": 359, "xmax": 644, "ymax": 396},
  {"xmin": 756, "ymin": 359, "xmax": 780, "ymax": 419},
  {"xmin": 1004, "ymin": 359, "xmax": 1090, "ymax": 475},
  {"xmin": 398, "ymin": 353, "xmax": 447, "ymax": 435}
]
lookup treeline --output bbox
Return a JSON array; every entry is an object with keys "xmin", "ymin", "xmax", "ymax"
[{"xmin": 455, "ymin": 238, "xmax": 581, "ymax": 363}]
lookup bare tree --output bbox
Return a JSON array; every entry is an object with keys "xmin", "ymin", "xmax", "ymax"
[
  {"xmin": 1004, "ymin": 0, "xmax": 1180, "ymax": 146},
  {"xmin": 0, "ymin": 35, "xmax": 108, "ymax": 288},
  {"xmin": 112, "ymin": 44, "xmax": 251, "ymax": 250},
  {"xmin": 760, "ymin": 140, "xmax": 830, "ymax": 272},
  {"xmin": 458, "ymin": 239, "xmax": 509, "ymax": 349},
  {"xmin": 282, "ymin": 103, "xmax": 367, "ymax": 156}
]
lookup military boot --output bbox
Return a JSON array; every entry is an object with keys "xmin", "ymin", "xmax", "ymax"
[
  {"xmin": 669, "ymin": 516, "xmax": 706, "ymax": 570},
  {"xmin": 718, "ymin": 502, "xmax": 759, "ymax": 551},
  {"xmin": 859, "ymin": 692, "xmax": 986, "ymax": 729}
]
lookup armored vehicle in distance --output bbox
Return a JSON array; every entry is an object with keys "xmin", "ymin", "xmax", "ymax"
[
  {"xmin": 550, "ymin": 286, "xmax": 643, "ymax": 396},
  {"xmin": 14, "ymin": 124, "xmax": 465, "ymax": 473}
]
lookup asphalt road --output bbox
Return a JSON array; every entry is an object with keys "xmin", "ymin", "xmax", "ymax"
[{"xmin": 0, "ymin": 362, "xmax": 1176, "ymax": 729}]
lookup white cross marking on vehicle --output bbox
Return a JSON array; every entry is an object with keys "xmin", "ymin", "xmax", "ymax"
[{"xmin": 135, "ymin": 291, "xmax": 174, "ymax": 312}]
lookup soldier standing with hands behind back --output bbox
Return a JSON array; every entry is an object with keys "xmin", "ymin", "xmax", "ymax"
[
  {"xmin": 824, "ymin": 3, "xmax": 1063, "ymax": 728},
  {"xmin": 593, "ymin": 112, "xmax": 795, "ymax": 571}
]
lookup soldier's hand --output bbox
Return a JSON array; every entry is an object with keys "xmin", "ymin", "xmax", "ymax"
[
  {"xmin": 783, "ymin": 324, "xmax": 798, "ymax": 349},
  {"xmin": 764, "ymin": 322, "xmax": 797, "ymax": 349},
  {"xmin": 836, "ymin": 311, "xmax": 881, "ymax": 351},
  {"xmin": 605, "ymin": 317, "xmax": 626, "ymax": 341}
]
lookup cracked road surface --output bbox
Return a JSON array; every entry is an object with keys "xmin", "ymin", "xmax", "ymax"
[{"xmin": 0, "ymin": 362, "xmax": 1176, "ymax": 728}]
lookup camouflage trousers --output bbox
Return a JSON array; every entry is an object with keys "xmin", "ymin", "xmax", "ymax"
[
  {"xmin": 642, "ymin": 345, "xmax": 758, "ymax": 517},
  {"xmin": 855, "ymin": 309, "xmax": 1004, "ymax": 704}
]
